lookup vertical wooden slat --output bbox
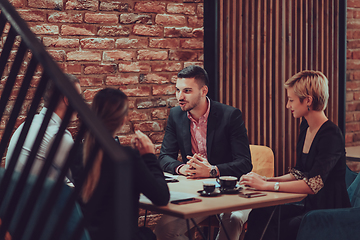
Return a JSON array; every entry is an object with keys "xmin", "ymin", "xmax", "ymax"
[{"xmin": 216, "ymin": 0, "xmax": 340, "ymax": 175}]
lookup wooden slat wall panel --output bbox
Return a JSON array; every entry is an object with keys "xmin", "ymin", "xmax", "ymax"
[{"xmin": 217, "ymin": 0, "xmax": 339, "ymax": 175}]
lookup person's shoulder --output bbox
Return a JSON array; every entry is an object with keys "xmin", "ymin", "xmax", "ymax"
[
  {"xmin": 210, "ymin": 100, "xmax": 241, "ymax": 116},
  {"xmin": 169, "ymin": 106, "xmax": 186, "ymax": 119},
  {"xmin": 320, "ymin": 120, "xmax": 342, "ymax": 135}
]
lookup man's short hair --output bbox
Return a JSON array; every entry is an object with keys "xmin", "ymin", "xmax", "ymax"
[
  {"xmin": 177, "ymin": 65, "xmax": 209, "ymax": 88},
  {"xmin": 284, "ymin": 70, "xmax": 329, "ymax": 111},
  {"xmin": 43, "ymin": 74, "xmax": 80, "ymax": 107}
]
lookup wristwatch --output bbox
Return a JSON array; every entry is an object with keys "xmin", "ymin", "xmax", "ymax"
[
  {"xmin": 274, "ymin": 182, "xmax": 280, "ymax": 191},
  {"xmin": 209, "ymin": 166, "xmax": 218, "ymax": 177}
]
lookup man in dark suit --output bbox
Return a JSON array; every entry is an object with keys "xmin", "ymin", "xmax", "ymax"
[{"xmin": 155, "ymin": 65, "xmax": 252, "ymax": 240}]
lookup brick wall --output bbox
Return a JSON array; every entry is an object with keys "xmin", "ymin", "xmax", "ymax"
[
  {"xmin": 5, "ymin": 0, "xmax": 204, "ymax": 153},
  {"xmin": 347, "ymin": 0, "xmax": 360, "ymax": 147}
]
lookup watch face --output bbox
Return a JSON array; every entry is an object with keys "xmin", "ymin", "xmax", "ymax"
[{"xmin": 210, "ymin": 168, "xmax": 217, "ymax": 177}]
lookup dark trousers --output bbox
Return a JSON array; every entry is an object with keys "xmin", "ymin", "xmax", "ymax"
[{"xmin": 244, "ymin": 204, "xmax": 306, "ymax": 240}]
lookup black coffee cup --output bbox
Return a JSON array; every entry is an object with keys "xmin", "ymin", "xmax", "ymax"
[
  {"xmin": 203, "ymin": 182, "xmax": 216, "ymax": 194},
  {"xmin": 217, "ymin": 176, "xmax": 238, "ymax": 190}
]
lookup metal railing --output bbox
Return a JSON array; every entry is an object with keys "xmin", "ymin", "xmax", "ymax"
[{"xmin": 0, "ymin": 0, "xmax": 131, "ymax": 239}]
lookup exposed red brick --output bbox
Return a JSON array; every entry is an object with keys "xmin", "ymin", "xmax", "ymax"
[
  {"xmin": 149, "ymin": 132, "xmax": 165, "ymax": 143},
  {"xmin": 169, "ymin": 50, "xmax": 198, "ymax": 61},
  {"xmin": 198, "ymin": 53, "xmax": 204, "ymax": 61},
  {"xmin": 85, "ymin": 13, "xmax": 119, "ymax": 24},
  {"xmin": 347, "ymin": 60, "xmax": 360, "ymax": 70},
  {"xmin": 119, "ymin": 86, "xmax": 151, "ymax": 97},
  {"xmin": 133, "ymin": 24, "xmax": 163, "ymax": 37},
  {"xmin": 347, "ymin": 80, "xmax": 360, "ymax": 90},
  {"xmin": 59, "ymin": 63, "xmax": 82, "ymax": 74},
  {"xmin": 170, "ymin": 74, "xmax": 178, "ymax": 83},
  {"xmin": 184, "ymin": 61, "xmax": 203, "ymax": 68},
  {"xmin": 118, "ymin": 62, "xmax": 151, "ymax": 72},
  {"xmin": 103, "ymin": 50, "xmax": 136, "ymax": 61},
  {"xmin": 151, "ymin": 62, "xmax": 182, "ymax": 72},
  {"xmin": 355, "ymin": 112, "xmax": 360, "ymax": 121},
  {"xmin": 117, "ymin": 135, "xmax": 133, "ymax": 146},
  {"xmin": 80, "ymin": 38, "xmax": 115, "ymax": 49},
  {"xmin": 164, "ymin": 27, "xmax": 193, "ymax": 38},
  {"xmin": 151, "ymin": 108, "xmax": 169, "ymax": 120},
  {"xmin": 352, "ymin": 49, "xmax": 360, "ymax": 59},
  {"xmin": 348, "ymin": 50, "xmax": 352, "ymax": 59},
  {"xmin": 193, "ymin": 27, "xmax": 204, "ymax": 38},
  {"xmin": 188, "ymin": 16, "xmax": 203, "ymax": 28},
  {"xmin": 134, "ymin": 2, "xmax": 166, "ymax": 13},
  {"xmin": 43, "ymin": 37, "xmax": 80, "ymax": 48},
  {"xmin": 347, "ymin": 102, "xmax": 360, "ymax": 111},
  {"xmin": 153, "ymin": 85, "xmax": 176, "ymax": 95},
  {"xmin": 98, "ymin": 26, "xmax": 131, "ymax": 37},
  {"xmin": 78, "ymin": 76, "xmax": 104, "ymax": 86},
  {"xmin": 354, "ymin": 91, "xmax": 360, "ymax": 100},
  {"xmin": 117, "ymin": 122, "xmax": 131, "ymax": 134},
  {"xmin": 120, "ymin": 13, "xmax": 152, "ymax": 24},
  {"xmin": 149, "ymin": 39, "xmax": 179, "ymax": 48},
  {"xmin": 100, "ymin": 2, "xmax": 130, "ymax": 12},
  {"xmin": 137, "ymin": 50, "xmax": 168, "ymax": 61},
  {"xmin": 167, "ymin": 3, "xmax": 196, "ymax": 15},
  {"xmin": 133, "ymin": 121, "xmax": 164, "ymax": 132},
  {"xmin": 346, "ymin": 112, "xmax": 354, "ymax": 122},
  {"xmin": 347, "ymin": 92, "xmax": 354, "ymax": 101},
  {"xmin": 28, "ymin": 23, "xmax": 59, "ymax": 35},
  {"xmin": 48, "ymin": 12, "xmax": 82, "ymax": 23},
  {"xmin": 67, "ymin": 51, "xmax": 101, "ymax": 61},
  {"xmin": 84, "ymin": 64, "xmax": 116, "ymax": 74},
  {"xmin": 352, "ymin": 71, "xmax": 360, "ymax": 80},
  {"xmin": 61, "ymin": 25, "xmax": 96, "ymax": 36},
  {"xmin": 348, "ymin": 40, "xmax": 360, "ymax": 48},
  {"xmin": 346, "ymin": 133, "xmax": 354, "ymax": 143},
  {"xmin": 346, "ymin": 122, "xmax": 360, "ymax": 132},
  {"xmin": 83, "ymin": 88, "xmax": 102, "ymax": 101},
  {"xmin": 139, "ymin": 73, "xmax": 169, "ymax": 84},
  {"xmin": 136, "ymin": 98, "xmax": 167, "ymax": 109},
  {"xmin": 106, "ymin": 74, "xmax": 139, "ymax": 85},
  {"xmin": 47, "ymin": 49, "xmax": 66, "ymax": 61},
  {"xmin": 180, "ymin": 39, "xmax": 203, "ymax": 49},
  {"xmin": 17, "ymin": 10, "xmax": 46, "ymax": 22},
  {"xmin": 115, "ymin": 38, "xmax": 148, "ymax": 49},
  {"xmin": 155, "ymin": 14, "xmax": 186, "ymax": 26},
  {"xmin": 65, "ymin": 0, "xmax": 98, "ymax": 11},
  {"xmin": 28, "ymin": 0, "xmax": 63, "ymax": 10},
  {"xmin": 128, "ymin": 110, "xmax": 150, "ymax": 121},
  {"xmin": 348, "ymin": 0, "xmax": 360, "ymax": 8},
  {"xmin": 348, "ymin": 9, "xmax": 355, "ymax": 19},
  {"xmin": 9, "ymin": 0, "xmax": 25, "ymax": 8},
  {"xmin": 197, "ymin": 3, "xmax": 204, "ymax": 17}
]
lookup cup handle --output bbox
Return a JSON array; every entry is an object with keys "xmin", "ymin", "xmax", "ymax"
[{"xmin": 216, "ymin": 178, "xmax": 220, "ymax": 184}]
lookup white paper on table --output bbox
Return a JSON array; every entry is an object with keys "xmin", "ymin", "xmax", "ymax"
[{"xmin": 139, "ymin": 191, "xmax": 198, "ymax": 204}]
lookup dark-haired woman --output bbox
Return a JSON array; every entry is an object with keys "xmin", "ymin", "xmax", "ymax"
[{"xmin": 77, "ymin": 88, "xmax": 170, "ymax": 240}]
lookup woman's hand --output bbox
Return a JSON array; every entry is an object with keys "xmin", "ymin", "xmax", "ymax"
[
  {"xmin": 132, "ymin": 130, "xmax": 155, "ymax": 155},
  {"xmin": 239, "ymin": 172, "xmax": 269, "ymax": 190}
]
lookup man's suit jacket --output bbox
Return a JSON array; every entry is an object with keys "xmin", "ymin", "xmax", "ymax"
[{"xmin": 159, "ymin": 100, "xmax": 252, "ymax": 178}]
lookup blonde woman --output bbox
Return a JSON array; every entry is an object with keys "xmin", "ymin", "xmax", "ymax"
[{"xmin": 240, "ymin": 70, "xmax": 351, "ymax": 240}]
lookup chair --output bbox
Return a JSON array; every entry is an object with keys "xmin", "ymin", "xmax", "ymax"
[
  {"xmin": 198, "ymin": 145, "xmax": 275, "ymax": 239},
  {"xmin": 296, "ymin": 165, "xmax": 360, "ymax": 240}
]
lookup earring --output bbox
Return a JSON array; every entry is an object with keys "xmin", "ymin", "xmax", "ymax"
[{"xmin": 307, "ymin": 106, "xmax": 310, "ymax": 111}]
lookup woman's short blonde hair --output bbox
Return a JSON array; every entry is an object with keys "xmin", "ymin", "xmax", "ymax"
[{"xmin": 284, "ymin": 70, "xmax": 329, "ymax": 111}]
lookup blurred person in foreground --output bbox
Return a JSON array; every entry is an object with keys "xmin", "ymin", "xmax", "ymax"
[
  {"xmin": 78, "ymin": 88, "xmax": 170, "ymax": 240},
  {"xmin": 240, "ymin": 70, "xmax": 351, "ymax": 240},
  {"xmin": 5, "ymin": 74, "xmax": 81, "ymax": 181}
]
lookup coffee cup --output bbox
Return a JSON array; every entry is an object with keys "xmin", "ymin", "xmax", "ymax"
[
  {"xmin": 217, "ymin": 176, "xmax": 238, "ymax": 190},
  {"xmin": 203, "ymin": 182, "xmax": 216, "ymax": 194}
]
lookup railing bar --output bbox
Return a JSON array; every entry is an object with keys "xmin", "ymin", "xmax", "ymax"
[
  {"xmin": 0, "ymin": 36, "xmax": 26, "ymax": 125},
  {"xmin": 0, "ymin": 89, "xmax": 60, "ymax": 239},
  {"xmin": 48, "ymin": 144, "xmax": 101, "ymax": 240},
  {"xmin": 70, "ymin": 218, "xmax": 85, "ymax": 240},
  {"xmin": 0, "ymin": 54, "xmax": 37, "ymax": 160},
  {"xmin": 0, "ymin": 73, "xmax": 48, "ymax": 207},
  {"xmin": 12, "ymin": 105, "xmax": 74, "ymax": 240},
  {"xmin": 28, "ymin": 124, "xmax": 87, "ymax": 240},
  {"xmin": 0, "ymin": 13, "xmax": 7, "ymax": 34},
  {"xmin": 0, "ymin": 25, "xmax": 16, "ymax": 79}
]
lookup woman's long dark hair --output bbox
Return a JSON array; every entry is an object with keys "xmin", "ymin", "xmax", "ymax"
[{"xmin": 82, "ymin": 88, "xmax": 128, "ymax": 202}]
